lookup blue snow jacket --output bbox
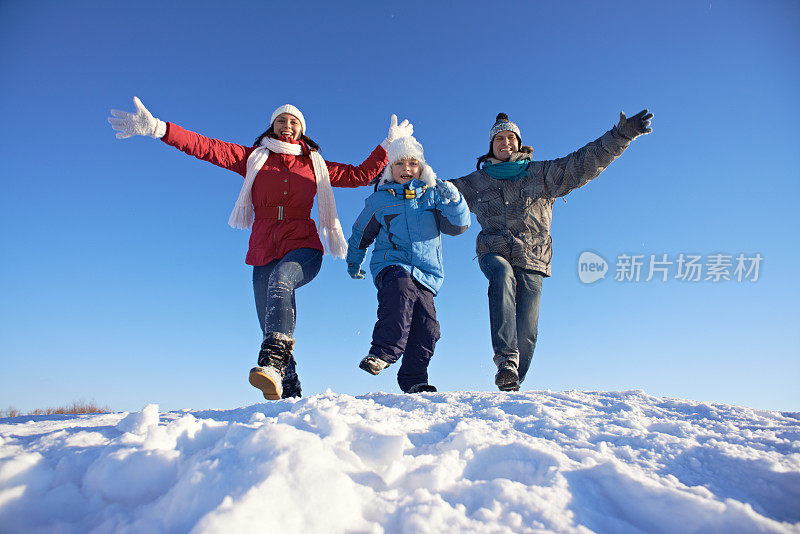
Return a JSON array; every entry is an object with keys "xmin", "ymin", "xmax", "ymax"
[{"xmin": 346, "ymin": 179, "xmax": 471, "ymax": 295}]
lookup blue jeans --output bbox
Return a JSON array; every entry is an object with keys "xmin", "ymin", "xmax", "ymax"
[
  {"xmin": 253, "ymin": 248, "xmax": 323, "ymax": 336},
  {"xmin": 478, "ymin": 253, "xmax": 543, "ymax": 385}
]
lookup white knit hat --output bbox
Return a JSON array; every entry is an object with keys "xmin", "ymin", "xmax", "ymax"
[
  {"xmin": 387, "ymin": 136, "xmax": 425, "ymax": 166},
  {"xmin": 270, "ymin": 104, "xmax": 306, "ymax": 135},
  {"xmin": 379, "ymin": 136, "xmax": 436, "ymax": 187}
]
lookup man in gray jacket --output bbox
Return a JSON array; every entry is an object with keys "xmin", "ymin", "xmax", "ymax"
[{"xmin": 449, "ymin": 110, "xmax": 653, "ymax": 391}]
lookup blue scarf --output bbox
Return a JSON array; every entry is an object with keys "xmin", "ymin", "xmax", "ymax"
[{"xmin": 481, "ymin": 159, "xmax": 530, "ymax": 181}]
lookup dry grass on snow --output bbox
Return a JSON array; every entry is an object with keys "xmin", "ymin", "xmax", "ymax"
[{"xmin": 1, "ymin": 400, "xmax": 110, "ymax": 418}]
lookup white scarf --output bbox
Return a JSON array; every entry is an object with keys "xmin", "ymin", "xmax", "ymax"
[{"xmin": 228, "ymin": 137, "xmax": 348, "ymax": 259}]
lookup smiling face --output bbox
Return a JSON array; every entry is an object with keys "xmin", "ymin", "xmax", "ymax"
[
  {"xmin": 492, "ymin": 131, "xmax": 520, "ymax": 161},
  {"xmin": 272, "ymin": 113, "xmax": 303, "ymax": 140},
  {"xmin": 391, "ymin": 157, "xmax": 422, "ymax": 184}
]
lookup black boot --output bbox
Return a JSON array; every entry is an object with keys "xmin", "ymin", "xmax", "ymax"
[
  {"xmin": 249, "ymin": 333, "xmax": 295, "ymax": 400},
  {"xmin": 405, "ymin": 383, "xmax": 437, "ymax": 394},
  {"xmin": 281, "ymin": 355, "xmax": 302, "ymax": 399},
  {"xmin": 494, "ymin": 361, "xmax": 519, "ymax": 390}
]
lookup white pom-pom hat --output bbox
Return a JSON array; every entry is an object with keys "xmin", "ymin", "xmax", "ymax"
[
  {"xmin": 379, "ymin": 136, "xmax": 436, "ymax": 187},
  {"xmin": 270, "ymin": 104, "xmax": 306, "ymax": 135}
]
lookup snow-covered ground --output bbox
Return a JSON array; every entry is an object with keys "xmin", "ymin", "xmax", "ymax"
[{"xmin": 1, "ymin": 390, "xmax": 798, "ymax": 533}]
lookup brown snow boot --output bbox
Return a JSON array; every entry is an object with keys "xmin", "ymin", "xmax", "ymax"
[{"xmin": 249, "ymin": 333, "xmax": 295, "ymax": 400}]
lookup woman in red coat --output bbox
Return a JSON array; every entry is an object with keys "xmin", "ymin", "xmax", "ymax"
[{"xmin": 109, "ymin": 97, "xmax": 411, "ymax": 400}]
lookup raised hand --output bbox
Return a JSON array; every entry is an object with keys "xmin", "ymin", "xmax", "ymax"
[
  {"xmin": 347, "ymin": 263, "xmax": 366, "ymax": 280},
  {"xmin": 615, "ymin": 109, "xmax": 654, "ymax": 140},
  {"xmin": 381, "ymin": 114, "xmax": 414, "ymax": 149},
  {"xmin": 108, "ymin": 96, "xmax": 165, "ymax": 139},
  {"xmin": 436, "ymin": 179, "xmax": 461, "ymax": 203}
]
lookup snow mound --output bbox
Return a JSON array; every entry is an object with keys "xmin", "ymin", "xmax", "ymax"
[{"xmin": 1, "ymin": 390, "xmax": 798, "ymax": 533}]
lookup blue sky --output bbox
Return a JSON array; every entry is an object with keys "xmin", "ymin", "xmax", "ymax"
[{"xmin": 1, "ymin": 0, "xmax": 798, "ymax": 412}]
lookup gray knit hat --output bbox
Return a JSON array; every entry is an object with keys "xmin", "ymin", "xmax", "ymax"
[{"xmin": 489, "ymin": 113, "xmax": 521, "ymax": 144}]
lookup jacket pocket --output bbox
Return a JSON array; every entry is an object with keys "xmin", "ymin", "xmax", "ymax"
[
  {"xmin": 476, "ymin": 231, "xmax": 510, "ymax": 257},
  {"xmin": 520, "ymin": 186, "xmax": 537, "ymax": 208},
  {"xmin": 476, "ymin": 188, "xmax": 504, "ymax": 221},
  {"xmin": 523, "ymin": 198, "xmax": 552, "ymax": 236}
]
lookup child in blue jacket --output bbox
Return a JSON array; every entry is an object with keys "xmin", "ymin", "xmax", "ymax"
[{"xmin": 346, "ymin": 135, "xmax": 470, "ymax": 393}]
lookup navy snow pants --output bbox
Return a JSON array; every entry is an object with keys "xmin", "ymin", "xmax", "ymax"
[{"xmin": 369, "ymin": 265, "xmax": 441, "ymax": 392}]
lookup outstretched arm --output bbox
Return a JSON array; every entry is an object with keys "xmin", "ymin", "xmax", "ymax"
[
  {"xmin": 531, "ymin": 109, "xmax": 653, "ymax": 198},
  {"xmin": 108, "ymin": 96, "xmax": 250, "ymax": 175},
  {"xmin": 108, "ymin": 96, "xmax": 166, "ymax": 139},
  {"xmin": 326, "ymin": 114, "xmax": 413, "ymax": 188},
  {"xmin": 326, "ymin": 147, "xmax": 388, "ymax": 188}
]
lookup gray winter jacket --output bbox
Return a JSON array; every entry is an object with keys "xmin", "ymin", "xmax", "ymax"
[{"xmin": 450, "ymin": 127, "xmax": 633, "ymax": 276}]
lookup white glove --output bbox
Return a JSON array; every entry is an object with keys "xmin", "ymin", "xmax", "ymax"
[
  {"xmin": 108, "ymin": 96, "xmax": 166, "ymax": 139},
  {"xmin": 380, "ymin": 114, "xmax": 413, "ymax": 150},
  {"xmin": 436, "ymin": 179, "xmax": 461, "ymax": 203}
]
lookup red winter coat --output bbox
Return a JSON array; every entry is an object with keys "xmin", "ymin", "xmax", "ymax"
[{"xmin": 162, "ymin": 123, "xmax": 387, "ymax": 265}]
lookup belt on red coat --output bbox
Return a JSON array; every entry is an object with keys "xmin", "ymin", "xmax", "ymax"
[{"xmin": 254, "ymin": 206, "xmax": 312, "ymax": 221}]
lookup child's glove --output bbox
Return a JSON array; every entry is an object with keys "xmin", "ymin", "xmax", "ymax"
[
  {"xmin": 436, "ymin": 179, "xmax": 461, "ymax": 203},
  {"xmin": 381, "ymin": 114, "xmax": 413, "ymax": 150},
  {"xmin": 614, "ymin": 109, "xmax": 654, "ymax": 141},
  {"xmin": 347, "ymin": 263, "xmax": 366, "ymax": 279},
  {"xmin": 108, "ymin": 96, "xmax": 166, "ymax": 139}
]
